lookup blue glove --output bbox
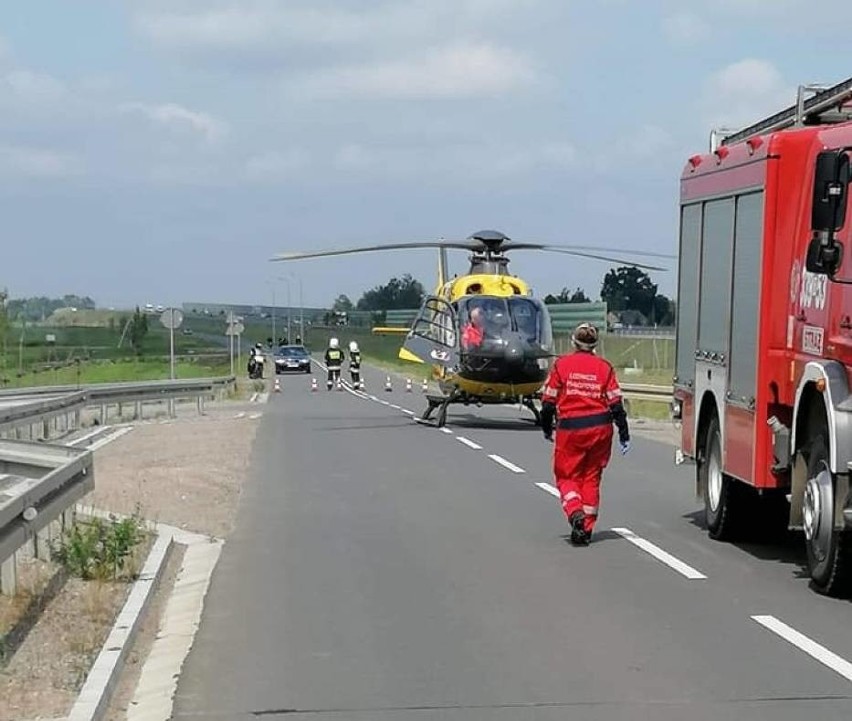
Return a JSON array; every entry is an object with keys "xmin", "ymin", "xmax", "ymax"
[{"xmin": 620, "ymin": 439, "xmax": 631, "ymax": 455}]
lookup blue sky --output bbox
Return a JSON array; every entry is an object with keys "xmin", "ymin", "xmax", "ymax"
[{"xmin": 1, "ymin": 1, "xmax": 851, "ymax": 309}]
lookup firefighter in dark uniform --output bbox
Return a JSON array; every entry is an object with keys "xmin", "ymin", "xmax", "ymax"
[
  {"xmin": 540, "ymin": 323, "xmax": 630, "ymax": 545},
  {"xmin": 348, "ymin": 341, "xmax": 363, "ymax": 389},
  {"xmin": 324, "ymin": 337, "xmax": 345, "ymax": 390}
]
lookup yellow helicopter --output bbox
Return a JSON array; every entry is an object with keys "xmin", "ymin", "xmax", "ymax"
[{"xmin": 272, "ymin": 230, "xmax": 672, "ymax": 427}]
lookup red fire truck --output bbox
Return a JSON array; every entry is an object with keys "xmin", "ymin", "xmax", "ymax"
[{"xmin": 673, "ymin": 77, "xmax": 852, "ymax": 596}]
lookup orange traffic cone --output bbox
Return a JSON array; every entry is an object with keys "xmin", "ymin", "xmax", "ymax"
[
  {"xmin": 405, "ymin": 378, "xmax": 412, "ymax": 392},
  {"xmin": 421, "ymin": 378, "xmax": 428, "ymax": 393},
  {"xmin": 311, "ymin": 378, "xmax": 318, "ymax": 392},
  {"xmin": 385, "ymin": 376, "xmax": 393, "ymax": 392},
  {"xmin": 274, "ymin": 378, "xmax": 281, "ymax": 393}
]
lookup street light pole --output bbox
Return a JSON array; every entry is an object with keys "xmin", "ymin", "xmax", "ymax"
[
  {"xmin": 271, "ymin": 287, "xmax": 276, "ymax": 345},
  {"xmin": 287, "ymin": 282, "xmax": 292, "ymax": 342},
  {"xmin": 298, "ymin": 276, "xmax": 304, "ymax": 342}
]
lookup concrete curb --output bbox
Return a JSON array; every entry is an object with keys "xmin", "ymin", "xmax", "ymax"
[
  {"xmin": 71, "ymin": 507, "xmax": 225, "ymax": 721},
  {"xmin": 66, "ymin": 530, "xmax": 174, "ymax": 721}
]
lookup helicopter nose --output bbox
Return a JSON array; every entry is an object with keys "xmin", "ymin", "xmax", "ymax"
[{"xmin": 504, "ymin": 336, "xmax": 525, "ymax": 364}]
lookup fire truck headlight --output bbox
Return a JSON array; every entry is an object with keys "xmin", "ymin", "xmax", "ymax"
[{"xmin": 671, "ymin": 398, "xmax": 683, "ymax": 420}]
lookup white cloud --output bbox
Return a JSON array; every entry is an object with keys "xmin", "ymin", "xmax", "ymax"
[
  {"xmin": 244, "ymin": 148, "xmax": 310, "ymax": 181},
  {"xmin": 0, "ymin": 145, "xmax": 83, "ymax": 178},
  {"xmin": 662, "ymin": 12, "xmax": 709, "ymax": 44},
  {"xmin": 136, "ymin": 1, "xmax": 536, "ymax": 54},
  {"xmin": 119, "ymin": 102, "xmax": 228, "ymax": 142},
  {"xmin": 292, "ymin": 43, "xmax": 536, "ymax": 99},
  {"xmin": 334, "ymin": 144, "xmax": 374, "ymax": 170},
  {"xmin": 0, "ymin": 69, "xmax": 67, "ymax": 105},
  {"xmin": 700, "ymin": 59, "xmax": 795, "ymax": 128}
]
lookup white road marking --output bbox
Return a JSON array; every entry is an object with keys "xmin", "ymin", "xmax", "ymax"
[
  {"xmin": 456, "ymin": 436, "xmax": 483, "ymax": 450},
  {"xmin": 612, "ymin": 527, "xmax": 707, "ymax": 580},
  {"xmin": 249, "ymin": 392, "xmax": 259, "ymax": 403},
  {"xmin": 535, "ymin": 482, "xmax": 561, "ymax": 498},
  {"xmin": 87, "ymin": 426, "xmax": 134, "ymax": 451},
  {"xmin": 70, "ymin": 427, "xmax": 110, "ymax": 446},
  {"xmin": 440, "ymin": 428, "xmax": 453, "ymax": 435},
  {"xmin": 234, "ymin": 412, "xmax": 246, "ymax": 419},
  {"xmin": 249, "ymin": 413, "xmax": 263, "ymax": 420},
  {"xmin": 401, "ymin": 409, "xmax": 415, "ymax": 416},
  {"xmin": 752, "ymin": 615, "xmax": 852, "ymax": 683},
  {"xmin": 390, "ymin": 404, "xmax": 402, "ymax": 410},
  {"xmin": 488, "ymin": 454, "xmax": 526, "ymax": 473}
]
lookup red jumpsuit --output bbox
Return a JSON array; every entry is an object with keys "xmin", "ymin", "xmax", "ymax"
[{"xmin": 541, "ymin": 350, "xmax": 628, "ymax": 535}]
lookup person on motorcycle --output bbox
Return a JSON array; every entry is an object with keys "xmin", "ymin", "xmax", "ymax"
[
  {"xmin": 324, "ymin": 338, "xmax": 345, "ymax": 390},
  {"xmin": 249, "ymin": 342, "xmax": 265, "ymax": 379},
  {"xmin": 348, "ymin": 341, "xmax": 363, "ymax": 389}
]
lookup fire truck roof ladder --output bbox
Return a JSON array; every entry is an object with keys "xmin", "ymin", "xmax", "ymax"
[{"xmin": 720, "ymin": 76, "xmax": 852, "ymax": 147}]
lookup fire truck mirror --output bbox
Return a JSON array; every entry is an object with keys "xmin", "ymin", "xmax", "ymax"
[
  {"xmin": 806, "ymin": 235, "xmax": 843, "ymax": 276},
  {"xmin": 811, "ymin": 150, "xmax": 849, "ymax": 234}
]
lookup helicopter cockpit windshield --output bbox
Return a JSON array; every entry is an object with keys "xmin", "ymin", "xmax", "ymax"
[{"xmin": 457, "ymin": 296, "xmax": 552, "ymax": 356}]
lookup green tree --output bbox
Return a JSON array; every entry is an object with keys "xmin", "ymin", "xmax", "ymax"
[
  {"xmin": 544, "ymin": 287, "xmax": 590, "ymax": 304},
  {"xmin": 128, "ymin": 307, "xmax": 149, "ymax": 355},
  {"xmin": 332, "ymin": 294, "xmax": 354, "ymax": 312},
  {"xmin": 357, "ymin": 274, "xmax": 425, "ymax": 311},
  {"xmin": 600, "ymin": 266, "xmax": 658, "ymax": 322}
]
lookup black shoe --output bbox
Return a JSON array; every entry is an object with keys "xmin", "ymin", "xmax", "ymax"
[{"xmin": 569, "ymin": 511, "xmax": 590, "ymax": 546}]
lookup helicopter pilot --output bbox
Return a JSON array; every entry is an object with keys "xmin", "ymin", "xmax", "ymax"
[{"xmin": 461, "ymin": 306, "xmax": 485, "ymax": 349}]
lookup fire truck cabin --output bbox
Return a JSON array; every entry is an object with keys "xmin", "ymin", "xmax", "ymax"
[{"xmin": 673, "ymin": 77, "xmax": 852, "ymax": 596}]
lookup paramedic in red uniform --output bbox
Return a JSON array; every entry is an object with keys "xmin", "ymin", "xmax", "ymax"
[{"xmin": 540, "ymin": 323, "xmax": 630, "ymax": 545}]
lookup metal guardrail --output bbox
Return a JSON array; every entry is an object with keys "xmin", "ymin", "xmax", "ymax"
[
  {"xmin": 0, "ymin": 376, "xmax": 235, "ymax": 592},
  {"xmin": 0, "ymin": 376, "xmax": 236, "ymax": 438},
  {"xmin": 621, "ymin": 383, "xmax": 673, "ymax": 404},
  {"xmin": 0, "ymin": 439, "xmax": 94, "ymax": 591},
  {"xmin": 0, "ymin": 391, "xmax": 87, "ymax": 432}
]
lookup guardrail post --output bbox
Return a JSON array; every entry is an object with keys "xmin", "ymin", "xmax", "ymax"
[
  {"xmin": 135, "ymin": 401, "xmax": 142, "ymax": 420},
  {"xmin": 118, "ymin": 402, "xmax": 123, "ymax": 419},
  {"xmin": 75, "ymin": 408, "xmax": 81, "ymax": 430},
  {"xmin": 169, "ymin": 399, "xmax": 176, "ymax": 419},
  {"xmin": 43, "ymin": 418, "xmax": 50, "ymax": 440},
  {"xmin": 1, "ymin": 553, "xmax": 17, "ymax": 595},
  {"xmin": 35, "ymin": 526, "xmax": 51, "ymax": 560},
  {"xmin": 100, "ymin": 404, "xmax": 107, "ymax": 425}
]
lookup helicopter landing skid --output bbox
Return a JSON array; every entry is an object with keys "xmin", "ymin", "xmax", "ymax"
[{"xmin": 417, "ymin": 392, "xmax": 459, "ymax": 429}]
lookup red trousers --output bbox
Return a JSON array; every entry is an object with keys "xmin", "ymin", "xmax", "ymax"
[{"xmin": 553, "ymin": 426, "xmax": 613, "ymax": 533}]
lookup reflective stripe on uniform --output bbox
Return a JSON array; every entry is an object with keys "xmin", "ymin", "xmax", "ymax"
[
  {"xmin": 563, "ymin": 491, "xmax": 581, "ymax": 502},
  {"xmin": 583, "ymin": 505, "xmax": 598, "ymax": 516},
  {"xmin": 543, "ymin": 387, "xmax": 558, "ymax": 397}
]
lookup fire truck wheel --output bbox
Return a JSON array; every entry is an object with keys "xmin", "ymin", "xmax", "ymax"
[
  {"xmin": 804, "ymin": 435, "xmax": 852, "ymax": 596},
  {"xmin": 701, "ymin": 416, "xmax": 748, "ymax": 541}
]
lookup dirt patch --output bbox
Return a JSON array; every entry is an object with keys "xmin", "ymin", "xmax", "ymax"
[
  {"xmin": 103, "ymin": 542, "xmax": 186, "ymax": 721},
  {"xmin": 0, "ymin": 575, "xmax": 130, "ymax": 721},
  {"xmin": 87, "ymin": 410, "xmax": 260, "ymax": 538}
]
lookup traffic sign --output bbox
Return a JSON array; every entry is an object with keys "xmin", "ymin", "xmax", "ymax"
[
  {"xmin": 160, "ymin": 308, "xmax": 184, "ymax": 330},
  {"xmin": 226, "ymin": 322, "xmax": 245, "ymax": 336}
]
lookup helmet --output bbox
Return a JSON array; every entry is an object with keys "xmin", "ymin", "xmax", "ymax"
[
  {"xmin": 571, "ymin": 323, "xmax": 599, "ymax": 351},
  {"xmin": 329, "ymin": 337, "xmax": 339, "ymax": 349},
  {"xmin": 349, "ymin": 341, "xmax": 359, "ymax": 352},
  {"xmin": 255, "ymin": 342, "xmax": 263, "ymax": 349}
]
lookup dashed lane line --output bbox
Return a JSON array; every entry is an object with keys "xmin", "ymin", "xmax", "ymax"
[
  {"xmin": 488, "ymin": 454, "xmax": 526, "ymax": 474},
  {"xmin": 535, "ymin": 482, "xmax": 560, "ymax": 498},
  {"xmin": 612, "ymin": 527, "xmax": 707, "ymax": 580},
  {"xmin": 752, "ymin": 615, "xmax": 852, "ymax": 683},
  {"xmin": 456, "ymin": 436, "xmax": 483, "ymax": 450}
]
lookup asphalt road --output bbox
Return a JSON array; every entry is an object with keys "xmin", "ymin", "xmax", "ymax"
[{"xmin": 172, "ymin": 362, "xmax": 852, "ymax": 720}]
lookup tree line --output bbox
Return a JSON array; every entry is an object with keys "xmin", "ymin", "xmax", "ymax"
[
  {"xmin": 4, "ymin": 294, "xmax": 96, "ymax": 322},
  {"xmin": 328, "ymin": 266, "xmax": 674, "ymax": 327}
]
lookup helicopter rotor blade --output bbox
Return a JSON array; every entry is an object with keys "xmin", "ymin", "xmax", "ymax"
[
  {"xmin": 270, "ymin": 240, "xmax": 477, "ymax": 262},
  {"xmin": 501, "ymin": 242, "xmax": 676, "ymax": 260}
]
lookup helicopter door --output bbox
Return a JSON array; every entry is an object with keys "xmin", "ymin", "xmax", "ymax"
[{"xmin": 401, "ymin": 296, "xmax": 458, "ymax": 368}]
